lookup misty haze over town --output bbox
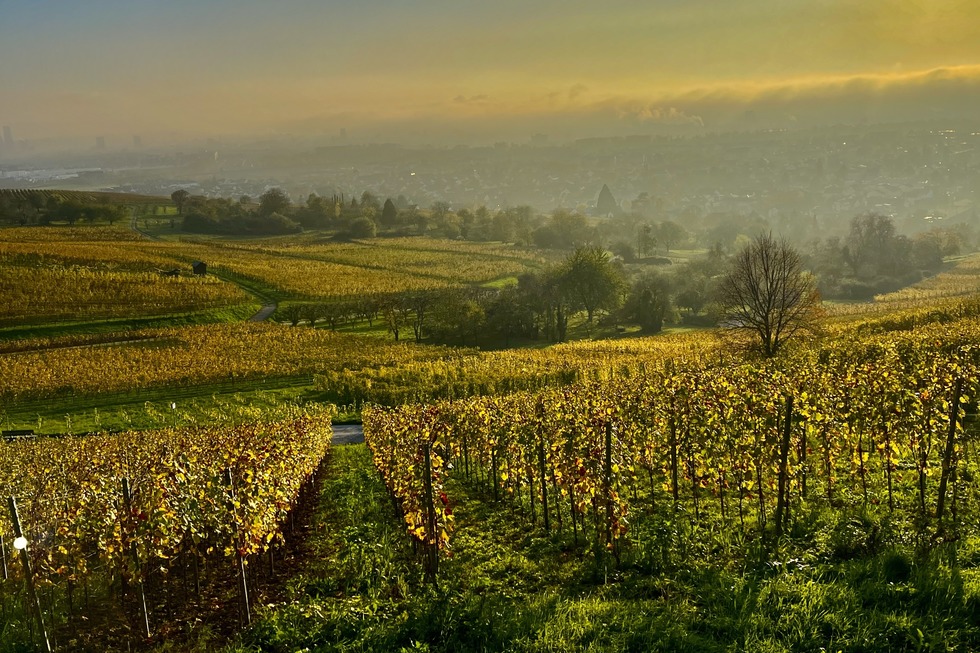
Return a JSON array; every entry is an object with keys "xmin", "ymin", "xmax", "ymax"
[{"xmin": 2, "ymin": 1, "xmax": 978, "ymax": 246}]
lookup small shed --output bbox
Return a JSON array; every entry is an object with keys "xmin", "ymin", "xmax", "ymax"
[{"xmin": 192, "ymin": 260, "xmax": 207, "ymax": 276}]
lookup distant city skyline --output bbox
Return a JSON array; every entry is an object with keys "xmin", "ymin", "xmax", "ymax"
[{"xmin": 1, "ymin": 0, "xmax": 979, "ymax": 144}]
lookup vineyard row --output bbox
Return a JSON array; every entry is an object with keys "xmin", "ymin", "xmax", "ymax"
[{"xmin": 365, "ymin": 321, "xmax": 980, "ymax": 574}]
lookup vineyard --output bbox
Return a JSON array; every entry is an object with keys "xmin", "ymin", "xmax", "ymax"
[
  {"xmin": 5, "ymin": 215, "xmax": 980, "ymax": 649},
  {"xmin": 0, "ymin": 263, "xmax": 247, "ymax": 325},
  {"xmin": 826, "ymin": 254, "xmax": 980, "ymax": 318},
  {"xmin": 187, "ymin": 237, "xmax": 553, "ymax": 300},
  {"xmin": 0, "ymin": 404, "xmax": 332, "ymax": 649},
  {"xmin": 0, "ymin": 228, "xmax": 554, "ymax": 334},
  {"xmin": 0, "ymin": 322, "xmax": 470, "ymax": 404},
  {"xmin": 0, "ymin": 229, "xmax": 251, "ymax": 327},
  {"xmin": 358, "ymin": 312, "xmax": 980, "ymax": 647}
]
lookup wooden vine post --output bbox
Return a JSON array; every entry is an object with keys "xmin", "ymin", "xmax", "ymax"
[
  {"xmin": 775, "ymin": 396, "xmax": 794, "ymax": 539},
  {"xmin": 936, "ymin": 377, "xmax": 964, "ymax": 527},
  {"xmin": 604, "ymin": 421, "xmax": 614, "ymax": 555},
  {"xmin": 422, "ymin": 442, "xmax": 439, "ymax": 583},
  {"xmin": 537, "ymin": 399, "xmax": 550, "ymax": 533},
  {"xmin": 669, "ymin": 408, "xmax": 679, "ymax": 513},
  {"xmin": 538, "ymin": 439, "xmax": 550, "ymax": 533},
  {"xmin": 8, "ymin": 496, "xmax": 51, "ymax": 653},
  {"xmin": 223, "ymin": 469, "xmax": 251, "ymax": 626},
  {"xmin": 121, "ymin": 478, "xmax": 151, "ymax": 639}
]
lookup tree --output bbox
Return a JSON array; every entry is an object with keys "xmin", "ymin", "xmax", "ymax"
[
  {"xmin": 27, "ymin": 193, "xmax": 48, "ymax": 221},
  {"xmin": 491, "ymin": 210, "xmax": 516, "ymax": 243},
  {"xmin": 280, "ymin": 303, "xmax": 306, "ymax": 327},
  {"xmin": 360, "ymin": 191, "xmax": 381, "ymax": 213},
  {"xmin": 347, "ymin": 216, "xmax": 377, "ymax": 239},
  {"xmin": 171, "ymin": 189, "xmax": 190, "ymax": 215},
  {"xmin": 485, "ymin": 285, "xmax": 536, "ymax": 346},
  {"xmin": 533, "ymin": 210, "xmax": 595, "ymax": 250},
  {"xmin": 675, "ymin": 272, "xmax": 709, "ymax": 314},
  {"xmin": 428, "ymin": 289, "xmax": 487, "ymax": 345},
  {"xmin": 406, "ymin": 291, "xmax": 435, "ymax": 342},
  {"xmin": 381, "ymin": 295, "xmax": 408, "ymax": 341},
  {"xmin": 258, "ymin": 188, "xmax": 291, "ymax": 217},
  {"xmin": 381, "ymin": 198, "xmax": 398, "ymax": 227},
  {"xmin": 557, "ymin": 246, "xmax": 626, "ymax": 323},
  {"xmin": 100, "ymin": 204, "xmax": 127, "ymax": 225},
  {"xmin": 719, "ymin": 233, "xmax": 820, "ymax": 357},
  {"xmin": 625, "ymin": 272, "xmax": 672, "ymax": 333},
  {"xmin": 843, "ymin": 212, "xmax": 897, "ymax": 278},
  {"xmin": 516, "ymin": 270, "xmax": 571, "ymax": 343},
  {"xmin": 637, "ymin": 223, "xmax": 657, "ymax": 258},
  {"xmin": 657, "ymin": 221, "xmax": 686, "ymax": 254},
  {"xmin": 610, "ymin": 240, "xmax": 636, "ymax": 262}
]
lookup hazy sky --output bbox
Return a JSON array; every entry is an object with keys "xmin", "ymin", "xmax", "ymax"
[{"xmin": 2, "ymin": 0, "xmax": 979, "ymax": 143}]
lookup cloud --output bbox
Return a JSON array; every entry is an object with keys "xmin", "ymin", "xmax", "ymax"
[
  {"xmin": 610, "ymin": 103, "xmax": 704, "ymax": 126},
  {"xmin": 453, "ymin": 94, "xmax": 490, "ymax": 105},
  {"xmin": 11, "ymin": 60, "xmax": 980, "ymax": 147},
  {"xmin": 665, "ymin": 64, "xmax": 980, "ymax": 128},
  {"xmin": 568, "ymin": 84, "xmax": 589, "ymax": 101},
  {"xmin": 664, "ymin": 64, "xmax": 980, "ymax": 108},
  {"xmin": 283, "ymin": 63, "xmax": 980, "ymax": 145}
]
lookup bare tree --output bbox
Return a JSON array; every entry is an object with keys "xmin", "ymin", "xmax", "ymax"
[{"xmin": 719, "ymin": 233, "xmax": 821, "ymax": 357}]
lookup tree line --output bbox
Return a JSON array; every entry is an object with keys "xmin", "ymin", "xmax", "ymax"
[
  {"xmin": 0, "ymin": 192, "xmax": 128, "ymax": 226},
  {"xmin": 278, "ymin": 245, "xmax": 717, "ymax": 346},
  {"xmin": 176, "ymin": 186, "xmax": 679, "ymax": 251},
  {"xmin": 808, "ymin": 212, "xmax": 955, "ymax": 299}
]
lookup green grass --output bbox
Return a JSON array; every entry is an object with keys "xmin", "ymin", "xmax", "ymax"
[
  {"xmin": 481, "ymin": 275, "xmax": 519, "ymax": 289},
  {"xmin": 223, "ymin": 446, "xmax": 980, "ymax": 653}
]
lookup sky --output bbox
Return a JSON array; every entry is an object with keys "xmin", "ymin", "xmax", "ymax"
[{"xmin": 1, "ymin": 0, "xmax": 979, "ymax": 145}]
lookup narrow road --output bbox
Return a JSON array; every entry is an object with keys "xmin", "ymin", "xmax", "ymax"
[
  {"xmin": 249, "ymin": 302, "xmax": 278, "ymax": 322},
  {"xmin": 209, "ymin": 269, "xmax": 278, "ymax": 322},
  {"xmin": 331, "ymin": 424, "xmax": 364, "ymax": 445}
]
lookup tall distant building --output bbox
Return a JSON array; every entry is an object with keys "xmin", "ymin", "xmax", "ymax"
[
  {"xmin": 596, "ymin": 184, "xmax": 620, "ymax": 216},
  {"xmin": 2, "ymin": 126, "xmax": 12, "ymax": 147},
  {"xmin": 95, "ymin": 136, "xmax": 105, "ymax": 150},
  {"xmin": 132, "ymin": 135, "xmax": 142, "ymax": 148}
]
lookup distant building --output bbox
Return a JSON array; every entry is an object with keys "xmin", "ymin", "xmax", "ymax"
[
  {"xmin": 95, "ymin": 136, "xmax": 105, "ymax": 150},
  {"xmin": 192, "ymin": 260, "xmax": 207, "ymax": 276},
  {"xmin": 2, "ymin": 126, "xmax": 12, "ymax": 147},
  {"xmin": 595, "ymin": 184, "xmax": 620, "ymax": 217},
  {"xmin": 132, "ymin": 135, "xmax": 142, "ymax": 148}
]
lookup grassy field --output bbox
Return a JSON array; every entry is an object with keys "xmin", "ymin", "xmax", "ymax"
[{"xmin": 223, "ymin": 443, "xmax": 980, "ymax": 653}]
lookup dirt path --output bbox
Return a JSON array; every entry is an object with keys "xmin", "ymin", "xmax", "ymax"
[
  {"xmin": 331, "ymin": 424, "xmax": 364, "ymax": 445},
  {"xmin": 249, "ymin": 302, "xmax": 278, "ymax": 322}
]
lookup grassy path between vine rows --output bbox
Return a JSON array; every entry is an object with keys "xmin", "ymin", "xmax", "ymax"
[{"xmin": 219, "ymin": 443, "xmax": 980, "ymax": 653}]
